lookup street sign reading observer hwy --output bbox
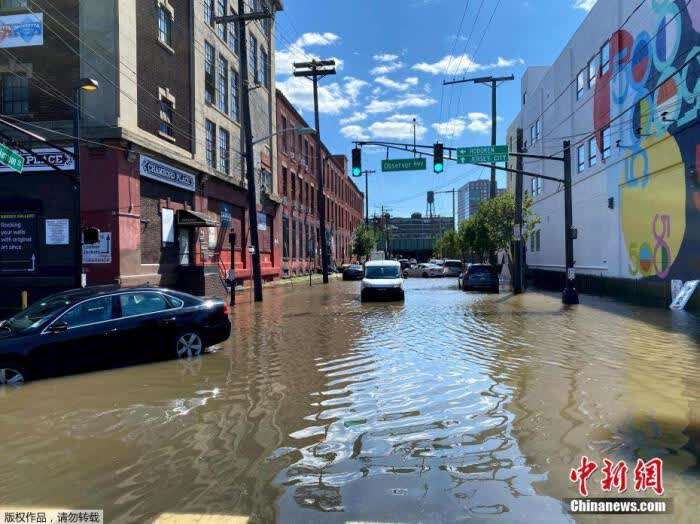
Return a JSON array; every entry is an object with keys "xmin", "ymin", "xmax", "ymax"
[
  {"xmin": 457, "ymin": 145, "xmax": 508, "ymax": 164},
  {"xmin": 381, "ymin": 157, "xmax": 426, "ymax": 172},
  {"xmin": 0, "ymin": 143, "xmax": 25, "ymax": 173}
]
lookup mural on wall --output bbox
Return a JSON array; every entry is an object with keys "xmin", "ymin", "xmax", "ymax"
[{"xmin": 594, "ymin": 0, "xmax": 700, "ymax": 280}]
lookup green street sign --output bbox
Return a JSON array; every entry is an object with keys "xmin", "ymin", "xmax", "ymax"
[
  {"xmin": 457, "ymin": 145, "xmax": 508, "ymax": 164},
  {"xmin": 381, "ymin": 157, "xmax": 426, "ymax": 172},
  {"xmin": 0, "ymin": 143, "xmax": 24, "ymax": 173}
]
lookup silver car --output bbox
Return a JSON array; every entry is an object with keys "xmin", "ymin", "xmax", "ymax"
[
  {"xmin": 442, "ymin": 260, "xmax": 464, "ymax": 277},
  {"xmin": 403, "ymin": 263, "xmax": 443, "ymax": 278}
]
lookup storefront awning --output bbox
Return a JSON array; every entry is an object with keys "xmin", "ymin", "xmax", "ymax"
[{"xmin": 176, "ymin": 209, "xmax": 219, "ymax": 227}]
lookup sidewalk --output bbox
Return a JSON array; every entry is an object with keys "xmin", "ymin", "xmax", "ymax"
[{"xmin": 234, "ymin": 272, "xmax": 342, "ymax": 292}]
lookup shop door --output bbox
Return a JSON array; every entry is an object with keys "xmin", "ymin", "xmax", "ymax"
[{"xmin": 178, "ymin": 229, "xmax": 190, "ymax": 265}]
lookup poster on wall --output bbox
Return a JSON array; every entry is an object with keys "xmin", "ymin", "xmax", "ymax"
[
  {"xmin": 83, "ymin": 232, "xmax": 111, "ymax": 264},
  {"xmin": 0, "ymin": 13, "xmax": 44, "ymax": 48},
  {"xmin": 0, "ymin": 211, "xmax": 37, "ymax": 272},
  {"xmin": 45, "ymin": 218, "xmax": 69, "ymax": 245},
  {"xmin": 162, "ymin": 208, "xmax": 175, "ymax": 243}
]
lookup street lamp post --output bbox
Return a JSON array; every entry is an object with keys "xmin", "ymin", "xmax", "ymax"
[{"xmin": 72, "ymin": 78, "xmax": 98, "ymax": 289}]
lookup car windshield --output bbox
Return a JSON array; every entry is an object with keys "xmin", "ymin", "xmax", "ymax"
[
  {"xmin": 469, "ymin": 266, "xmax": 491, "ymax": 274},
  {"xmin": 365, "ymin": 265, "xmax": 400, "ymax": 279},
  {"xmin": 445, "ymin": 261, "xmax": 462, "ymax": 268},
  {"xmin": 4, "ymin": 294, "xmax": 75, "ymax": 332}
]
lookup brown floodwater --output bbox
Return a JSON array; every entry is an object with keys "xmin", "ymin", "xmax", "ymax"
[{"xmin": 0, "ymin": 279, "xmax": 698, "ymax": 523}]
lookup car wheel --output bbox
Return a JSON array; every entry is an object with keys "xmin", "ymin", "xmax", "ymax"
[
  {"xmin": 175, "ymin": 331, "xmax": 204, "ymax": 359},
  {"xmin": 0, "ymin": 362, "xmax": 28, "ymax": 386},
  {"xmin": 422, "ymin": 272, "xmax": 428, "ymax": 278},
  {"xmin": 398, "ymin": 291, "xmax": 405, "ymax": 301}
]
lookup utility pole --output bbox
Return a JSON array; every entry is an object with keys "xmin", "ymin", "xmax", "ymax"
[
  {"xmin": 513, "ymin": 128, "xmax": 524, "ymax": 294},
  {"xmin": 293, "ymin": 59, "xmax": 336, "ymax": 284},
  {"xmin": 562, "ymin": 140, "xmax": 579, "ymax": 305},
  {"xmin": 361, "ymin": 170, "xmax": 375, "ymax": 226},
  {"xmin": 443, "ymin": 75, "xmax": 514, "ymax": 199},
  {"xmin": 216, "ymin": 1, "xmax": 272, "ymax": 302}
]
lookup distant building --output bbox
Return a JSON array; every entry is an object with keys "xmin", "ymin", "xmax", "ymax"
[
  {"xmin": 456, "ymin": 180, "xmax": 506, "ymax": 223},
  {"xmin": 381, "ymin": 215, "xmax": 453, "ymax": 261}
]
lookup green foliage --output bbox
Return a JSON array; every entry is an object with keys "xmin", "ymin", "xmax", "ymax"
[
  {"xmin": 351, "ymin": 223, "xmax": 377, "ymax": 260},
  {"xmin": 434, "ymin": 191, "xmax": 540, "ymax": 264}
]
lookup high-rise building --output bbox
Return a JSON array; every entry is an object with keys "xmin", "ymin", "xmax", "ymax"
[{"xmin": 456, "ymin": 180, "xmax": 503, "ymax": 223}]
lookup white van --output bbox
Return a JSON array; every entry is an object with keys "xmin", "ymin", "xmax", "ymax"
[{"xmin": 361, "ymin": 260, "xmax": 404, "ymax": 302}]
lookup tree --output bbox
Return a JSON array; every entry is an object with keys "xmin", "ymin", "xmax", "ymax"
[
  {"xmin": 433, "ymin": 228, "xmax": 460, "ymax": 259},
  {"xmin": 351, "ymin": 223, "xmax": 377, "ymax": 261}
]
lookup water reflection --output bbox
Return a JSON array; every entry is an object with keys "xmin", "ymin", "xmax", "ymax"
[{"xmin": 0, "ymin": 279, "xmax": 697, "ymax": 523}]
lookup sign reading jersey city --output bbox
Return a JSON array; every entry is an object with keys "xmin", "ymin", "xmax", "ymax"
[
  {"xmin": 381, "ymin": 158, "xmax": 427, "ymax": 172},
  {"xmin": 457, "ymin": 145, "xmax": 509, "ymax": 164},
  {"xmin": 0, "ymin": 147, "xmax": 74, "ymax": 173},
  {"xmin": 0, "ymin": 13, "xmax": 44, "ymax": 48},
  {"xmin": 139, "ymin": 154, "xmax": 196, "ymax": 192}
]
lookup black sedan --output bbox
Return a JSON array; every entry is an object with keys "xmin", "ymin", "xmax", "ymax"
[
  {"xmin": 459, "ymin": 264, "xmax": 500, "ymax": 293},
  {"xmin": 342, "ymin": 264, "xmax": 364, "ymax": 281},
  {"xmin": 0, "ymin": 286, "xmax": 231, "ymax": 385}
]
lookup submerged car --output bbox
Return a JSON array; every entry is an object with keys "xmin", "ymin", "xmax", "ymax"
[
  {"xmin": 0, "ymin": 286, "xmax": 231, "ymax": 385},
  {"xmin": 404, "ymin": 263, "xmax": 443, "ymax": 278},
  {"xmin": 361, "ymin": 260, "xmax": 405, "ymax": 302},
  {"xmin": 442, "ymin": 259, "xmax": 464, "ymax": 277},
  {"xmin": 459, "ymin": 264, "xmax": 500, "ymax": 293},
  {"xmin": 342, "ymin": 264, "xmax": 364, "ymax": 281}
]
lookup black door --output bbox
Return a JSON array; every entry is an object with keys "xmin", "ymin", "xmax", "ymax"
[
  {"xmin": 114, "ymin": 292, "xmax": 180, "ymax": 362},
  {"xmin": 33, "ymin": 295, "xmax": 119, "ymax": 377}
]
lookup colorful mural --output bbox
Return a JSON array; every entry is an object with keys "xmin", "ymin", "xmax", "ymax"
[{"xmin": 593, "ymin": 0, "xmax": 700, "ymax": 280}]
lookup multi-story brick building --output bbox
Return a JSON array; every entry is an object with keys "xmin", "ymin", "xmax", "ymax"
[
  {"xmin": 276, "ymin": 89, "xmax": 363, "ymax": 276},
  {"xmin": 0, "ymin": 0, "xmax": 282, "ymax": 311}
]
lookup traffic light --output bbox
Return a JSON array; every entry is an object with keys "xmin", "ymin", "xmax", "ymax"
[
  {"xmin": 433, "ymin": 143, "xmax": 444, "ymax": 173},
  {"xmin": 351, "ymin": 147, "xmax": 362, "ymax": 177}
]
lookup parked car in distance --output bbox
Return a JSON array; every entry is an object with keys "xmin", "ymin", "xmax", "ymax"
[
  {"xmin": 0, "ymin": 286, "xmax": 231, "ymax": 385},
  {"xmin": 459, "ymin": 264, "xmax": 500, "ymax": 293},
  {"xmin": 404, "ymin": 263, "xmax": 443, "ymax": 278},
  {"xmin": 442, "ymin": 259, "xmax": 464, "ymax": 277},
  {"xmin": 342, "ymin": 264, "xmax": 364, "ymax": 281},
  {"xmin": 398, "ymin": 259, "xmax": 412, "ymax": 271},
  {"xmin": 361, "ymin": 260, "xmax": 405, "ymax": 302}
]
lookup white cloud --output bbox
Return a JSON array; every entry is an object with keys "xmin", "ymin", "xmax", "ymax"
[
  {"xmin": 340, "ymin": 125, "xmax": 370, "ymax": 140},
  {"xmin": 573, "ymin": 0, "xmax": 596, "ymax": 11},
  {"xmin": 365, "ymin": 93, "xmax": 437, "ymax": 114},
  {"xmin": 344, "ymin": 77, "xmax": 369, "ymax": 103},
  {"xmin": 368, "ymin": 120, "xmax": 427, "ymax": 141},
  {"xmin": 339, "ymin": 111, "xmax": 367, "ymax": 125},
  {"xmin": 277, "ymin": 76, "xmax": 351, "ymax": 115},
  {"xmin": 373, "ymin": 53, "xmax": 399, "ymax": 62},
  {"xmin": 370, "ymin": 62, "xmax": 404, "ymax": 76},
  {"xmin": 374, "ymin": 76, "xmax": 420, "ymax": 91},
  {"xmin": 386, "ymin": 114, "xmax": 418, "ymax": 122},
  {"xmin": 432, "ymin": 113, "xmax": 504, "ymax": 137},
  {"xmin": 275, "ymin": 32, "xmax": 343, "ymax": 76},
  {"xmin": 411, "ymin": 54, "xmax": 524, "ymax": 75}
]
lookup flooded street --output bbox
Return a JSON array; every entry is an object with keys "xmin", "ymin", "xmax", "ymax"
[{"xmin": 0, "ymin": 279, "xmax": 698, "ymax": 523}]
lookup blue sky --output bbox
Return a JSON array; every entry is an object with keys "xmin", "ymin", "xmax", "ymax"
[{"xmin": 275, "ymin": 0, "xmax": 596, "ymax": 218}]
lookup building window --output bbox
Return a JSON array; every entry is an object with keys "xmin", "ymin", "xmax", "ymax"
[
  {"xmin": 577, "ymin": 144, "xmax": 585, "ymax": 173},
  {"xmin": 229, "ymin": 68, "xmax": 239, "ymax": 122},
  {"xmin": 203, "ymin": 0, "xmax": 214, "ymax": 26},
  {"xmin": 600, "ymin": 41, "xmax": 610, "ymax": 75},
  {"xmin": 216, "ymin": 0, "xmax": 226, "ymax": 40},
  {"xmin": 588, "ymin": 55, "xmax": 598, "ymax": 88},
  {"xmin": 0, "ymin": 1, "xmax": 29, "ymax": 8},
  {"xmin": 249, "ymin": 34, "xmax": 258, "ymax": 82},
  {"xmin": 260, "ymin": 48, "xmax": 270, "ymax": 89},
  {"xmin": 217, "ymin": 55, "xmax": 228, "ymax": 113},
  {"xmin": 218, "ymin": 127, "xmax": 229, "ymax": 174},
  {"xmin": 281, "ymin": 115, "xmax": 287, "ymax": 150},
  {"xmin": 522, "ymin": 91, "xmax": 527, "ymax": 105},
  {"xmin": 158, "ymin": 5, "xmax": 173, "ymax": 47},
  {"xmin": 0, "ymin": 73, "xmax": 28, "ymax": 115},
  {"xmin": 601, "ymin": 126, "xmax": 611, "ymax": 159},
  {"xmin": 159, "ymin": 97, "xmax": 174, "ymax": 138},
  {"xmin": 576, "ymin": 69, "xmax": 585, "ymax": 100},
  {"xmin": 536, "ymin": 119, "xmax": 541, "ymax": 140},
  {"xmin": 530, "ymin": 124, "xmax": 536, "ymax": 144},
  {"xmin": 204, "ymin": 41, "xmax": 215, "ymax": 104},
  {"xmin": 228, "ymin": 10, "xmax": 238, "ymax": 54},
  {"xmin": 588, "ymin": 137, "xmax": 597, "ymax": 167},
  {"xmin": 291, "ymin": 219, "xmax": 297, "ymax": 259},
  {"xmin": 282, "ymin": 216, "xmax": 289, "ymax": 259},
  {"xmin": 282, "ymin": 166, "xmax": 288, "ymax": 195},
  {"xmin": 530, "ymin": 177, "xmax": 543, "ymax": 196},
  {"xmin": 205, "ymin": 120, "xmax": 216, "ymax": 168}
]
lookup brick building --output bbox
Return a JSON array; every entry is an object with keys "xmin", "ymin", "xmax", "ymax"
[
  {"xmin": 275, "ymin": 89, "xmax": 363, "ymax": 276},
  {"xmin": 0, "ymin": 0, "xmax": 282, "ymax": 311}
]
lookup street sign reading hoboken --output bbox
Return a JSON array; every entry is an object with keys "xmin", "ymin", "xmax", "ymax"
[
  {"xmin": 381, "ymin": 157, "xmax": 426, "ymax": 172},
  {"xmin": 457, "ymin": 145, "xmax": 508, "ymax": 164},
  {"xmin": 0, "ymin": 143, "xmax": 25, "ymax": 173}
]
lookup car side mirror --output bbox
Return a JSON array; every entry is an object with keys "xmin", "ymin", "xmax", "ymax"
[{"xmin": 47, "ymin": 321, "xmax": 68, "ymax": 334}]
